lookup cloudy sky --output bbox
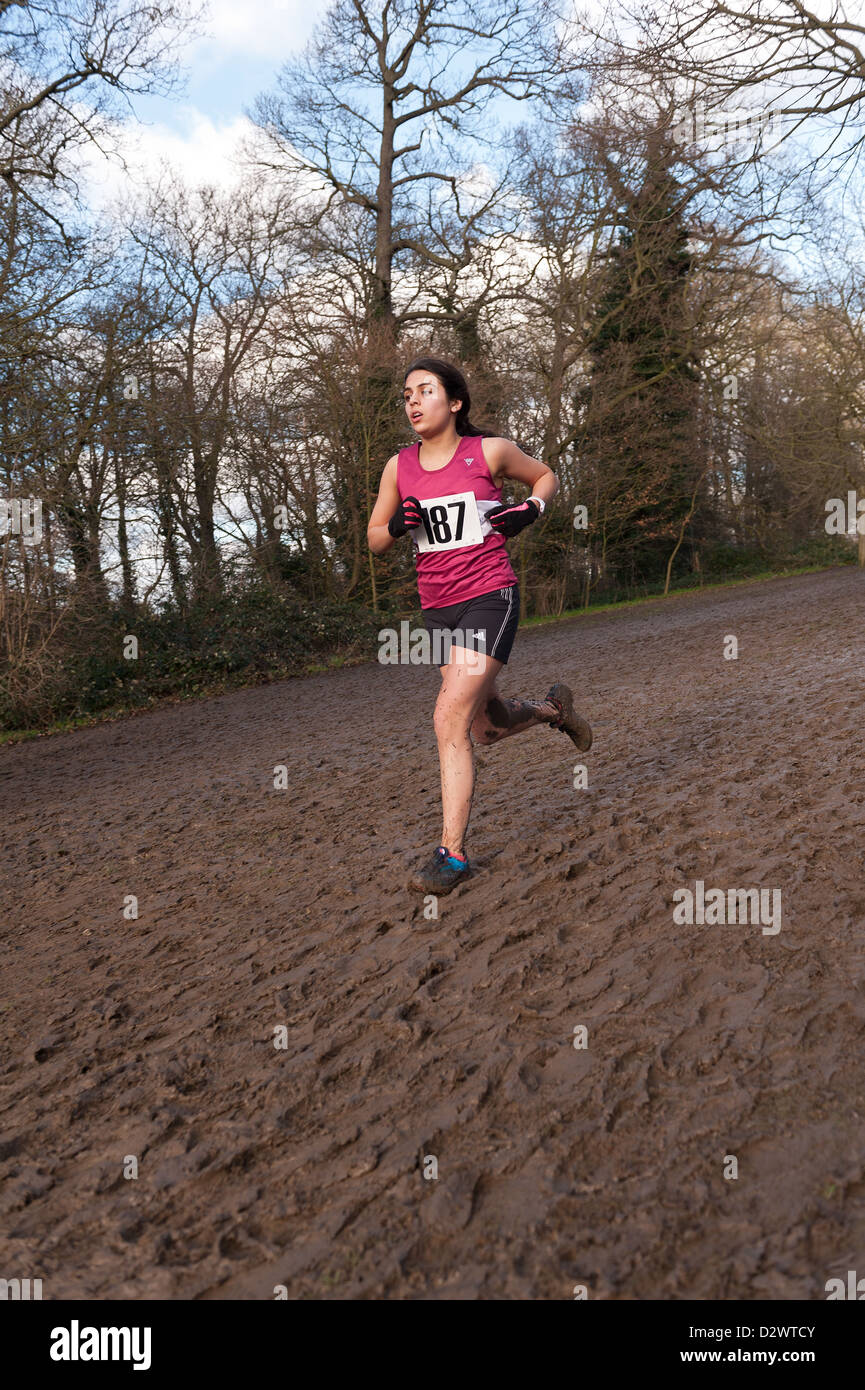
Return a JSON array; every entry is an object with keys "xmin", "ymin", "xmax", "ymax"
[{"xmin": 86, "ymin": 0, "xmax": 332, "ymax": 203}]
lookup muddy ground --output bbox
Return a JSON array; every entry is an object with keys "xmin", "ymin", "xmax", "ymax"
[{"xmin": 2, "ymin": 566, "xmax": 865, "ymax": 1300}]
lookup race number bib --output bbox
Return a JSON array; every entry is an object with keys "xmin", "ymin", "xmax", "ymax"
[{"xmin": 413, "ymin": 490, "xmax": 484, "ymax": 553}]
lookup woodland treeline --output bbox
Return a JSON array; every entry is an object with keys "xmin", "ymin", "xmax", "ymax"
[{"xmin": 3, "ymin": 0, "xmax": 865, "ymax": 729}]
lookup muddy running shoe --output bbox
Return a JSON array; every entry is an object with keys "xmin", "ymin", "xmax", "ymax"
[
  {"xmin": 546, "ymin": 682, "xmax": 593, "ymax": 752},
  {"xmin": 410, "ymin": 846, "xmax": 470, "ymax": 895}
]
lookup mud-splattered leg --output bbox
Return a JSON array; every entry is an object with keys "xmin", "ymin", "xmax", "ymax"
[
  {"xmin": 434, "ymin": 649, "xmax": 503, "ymax": 856},
  {"xmin": 471, "ymin": 694, "xmax": 561, "ymax": 744}
]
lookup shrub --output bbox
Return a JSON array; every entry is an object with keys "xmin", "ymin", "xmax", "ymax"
[{"xmin": 0, "ymin": 584, "xmax": 382, "ymax": 731}]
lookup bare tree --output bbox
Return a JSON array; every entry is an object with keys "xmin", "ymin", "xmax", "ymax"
[
  {"xmin": 591, "ymin": 0, "xmax": 865, "ymax": 172},
  {"xmin": 128, "ymin": 177, "xmax": 298, "ymax": 602},
  {"xmin": 0, "ymin": 0, "xmax": 197, "ymax": 238},
  {"xmin": 251, "ymin": 0, "xmax": 576, "ymax": 339}
]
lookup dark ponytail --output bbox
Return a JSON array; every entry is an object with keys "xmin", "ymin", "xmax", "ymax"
[{"xmin": 403, "ymin": 356, "xmax": 497, "ymax": 438}]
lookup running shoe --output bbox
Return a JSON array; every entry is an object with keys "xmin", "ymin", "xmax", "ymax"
[
  {"xmin": 546, "ymin": 682, "xmax": 593, "ymax": 751},
  {"xmin": 410, "ymin": 845, "xmax": 470, "ymax": 895}
]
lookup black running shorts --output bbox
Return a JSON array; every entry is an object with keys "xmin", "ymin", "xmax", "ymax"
[{"xmin": 421, "ymin": 584, "xmax": 520, "ymax": 665}]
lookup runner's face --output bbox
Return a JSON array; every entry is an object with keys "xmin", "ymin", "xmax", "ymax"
[{"xmin": 404, "ymin": 372, "xmax": 460, "ymax": 437}]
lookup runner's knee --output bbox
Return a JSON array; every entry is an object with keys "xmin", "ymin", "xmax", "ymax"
[{"xmin": 434, "ymin": 695, "xmax": 474, "ymax": 741}]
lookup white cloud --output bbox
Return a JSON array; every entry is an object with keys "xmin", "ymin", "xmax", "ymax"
[
  {"xmin": 75, "ymin": 0, "xmax": 332, "ymax": 210},
  {"xmin": 82, "ymin": 107, "xmax": 254, "ymax": 211},
  {"xmin": 196, "ymin": 0, "xmax": 325, "ymax": 60}
]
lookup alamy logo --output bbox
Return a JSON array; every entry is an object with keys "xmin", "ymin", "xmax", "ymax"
[
  {"xmin": 378, "ymin": 621, "xmax": 487, "ymax": 668},
  {"xmin": 49, "ymin": 1320, "xmax": 152, "ymax": 1371},
  {"xmin": 825, "ymin": 492, "xmax": 865, "ymax": 535},
  {"xmin": 672, "ymin": 102, "xmax": 776, "ymax": 150},
  {"xmin": 825, "ymin": 1271, "xmax": 865, "ymax": 1299},
  {"xmin": 672, "ymin": 879, "xmax": 781, "ymax": 935},
  {"xmin": 0, "ymin": 1277, "xmax": 42, "ymax": 1299},
  {"xmin": 1, "ymin": 497, "xmax": 42, "ymax": 545}
]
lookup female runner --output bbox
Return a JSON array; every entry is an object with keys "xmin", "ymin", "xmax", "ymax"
[{"xmin": 367, "ymin": 357, "xmax": 592, "ymax": 895}]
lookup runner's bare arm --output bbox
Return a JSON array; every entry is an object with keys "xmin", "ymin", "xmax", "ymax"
[
  {"xmin": 367, "ymin": 455, "xmax": 400, "ymax": 555},
  {"xmin": 484, "ymin": 438, "xmax": 559, "ymax": 505}
]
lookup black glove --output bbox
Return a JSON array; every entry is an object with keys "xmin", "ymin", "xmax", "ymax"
[
  {"xmin": 388, "ymin": 495, "xmax": 423, "ymax": 538},
  {"xmin": 487, "ymin": 498, "xmax": 540, "ymax": 538}
]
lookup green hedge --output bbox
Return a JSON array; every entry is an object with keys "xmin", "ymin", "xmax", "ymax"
[
  {"xmin": 1, "ymin": 538, "xmax": 854, "ymax": 732},
  {"xmin": 0, "ymin": 585, "xmax": 382, "ymax": 731}
]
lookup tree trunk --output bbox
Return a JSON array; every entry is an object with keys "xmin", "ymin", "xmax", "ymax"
[
  {"xmin": 190, "ymin": 444, "xmax": 222, "ymax": 603},
  {"xmin": 374, "ymin": 80, "xmax": 397, "ymax": 338},
  {"xmin": 114, "ymin": 448, "xmax": 135, "ymax": 616},
  {"xmin": 57, "ymin": 498, "xmax": 110, "ymax": 608}
]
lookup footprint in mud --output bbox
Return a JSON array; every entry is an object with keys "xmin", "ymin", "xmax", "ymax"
[
  {"xmin": 419, "ymin": 1167, "xmax": 482, "ymax": 1231},
  {"xmin": 509, "ymin": 1044, "xmax": 560, "ymax": 1097},
  {"xmin": 390, "ymin": 999, "xmax": 432, "ymax": 1043},
  {"xmin": 517, "ymin": 1060, "xmax": 544, "ymax": 1093}
]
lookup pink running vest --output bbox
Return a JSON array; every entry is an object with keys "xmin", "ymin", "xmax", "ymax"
[{"xmin": 396, "ymin": 435, "xmax": 518, "ymax": 609}]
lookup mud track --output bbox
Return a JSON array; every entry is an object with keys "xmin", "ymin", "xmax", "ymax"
[{"xmin": 2, "ymin": 567, "xmax": 865, "ymax": 1299}]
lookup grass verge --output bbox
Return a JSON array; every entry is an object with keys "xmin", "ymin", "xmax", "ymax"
[{"xmin": 1, "ymin": 562, "xmax": 853, "ymax": 745}]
